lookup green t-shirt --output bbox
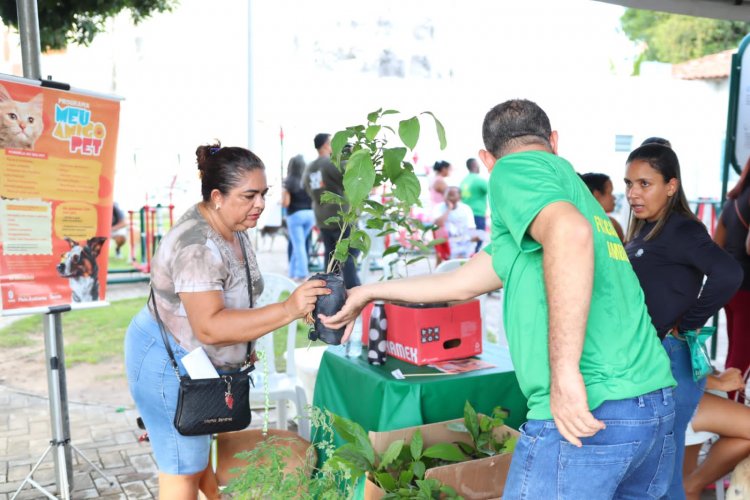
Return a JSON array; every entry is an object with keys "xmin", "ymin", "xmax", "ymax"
[
  {"xmin": 485, "ymin": 150, "xmax": 675, "ymax": 420},
  {"xmin": 460, "ymin": 173, "xmax": 488, "ymax": 217}
]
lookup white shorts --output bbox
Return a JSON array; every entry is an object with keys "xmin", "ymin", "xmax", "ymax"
[{"xmin": 685, "ymin": 420, "xmax": 717, "ymax": 446}]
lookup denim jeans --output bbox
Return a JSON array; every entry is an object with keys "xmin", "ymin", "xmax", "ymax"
[
  {"xmin": 503, "ymin": 388, "xmax": 675, "ymax": 500},
  {"xmin": 286, "ymin": 209, "xmax": 314, "ymax": 279},
  {"xmin": 320, "ymin": 227, "xmax": 361, "ymax": 288},
  {"xmin": 662, "ymin": 336, "xmax": 706, "ymax": 500},
  {"xmin": 125, "ymin": 307, "xmax": 210, "ymax": 474}
]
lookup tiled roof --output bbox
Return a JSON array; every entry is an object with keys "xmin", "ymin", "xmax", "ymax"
[{"xmin": 672, "ymin": 49, "xmax": 733, "ymax": 80}]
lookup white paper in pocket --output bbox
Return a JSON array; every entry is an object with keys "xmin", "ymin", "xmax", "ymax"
[{"xmin": 181, "ymin": 347, "xmax": 220, "ymax": 379}]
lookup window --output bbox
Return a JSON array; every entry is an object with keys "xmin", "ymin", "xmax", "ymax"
[{"xmin": 614, "ymin": 135, "xmax": 633, "ymax": 152}]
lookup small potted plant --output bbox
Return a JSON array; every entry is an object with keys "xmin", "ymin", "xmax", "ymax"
[{"xmin": 308, "ymin": 108, "xmax": 447, "ymax": 345}]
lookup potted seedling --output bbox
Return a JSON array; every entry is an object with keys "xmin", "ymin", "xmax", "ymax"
[{"xmin": 308, "ymin": 108, "xmax": 447, "ymax": 345}]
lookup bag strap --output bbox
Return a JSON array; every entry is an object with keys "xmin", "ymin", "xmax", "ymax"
[
  {"xmin": 151, "ymin": 231, "xmax": 255, "ymax": 378},
  {"xmin": 735, "ymin": 199, "xmax": 749, "ymax": 230}
]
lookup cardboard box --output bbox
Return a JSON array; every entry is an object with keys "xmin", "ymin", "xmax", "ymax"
[
  {"xmin": 361, "ymin": 301, "xmax": 482, "ymax": 366},
  {"xmin": 364, "ymin": 418, "xmax": 519, "ymax": 500}
]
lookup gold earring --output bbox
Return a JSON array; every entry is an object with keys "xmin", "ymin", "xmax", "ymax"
[{"xmin": 215, "ymin": 204, "xmax": 221, "ymax": 210}]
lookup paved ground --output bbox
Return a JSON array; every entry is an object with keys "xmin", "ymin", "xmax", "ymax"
[
  {"xmin": 0, "ymin": 234, "xmax": 730, "ymax": 499},
  {"xmin": 1, "ymin": 236, "xmax": 297, "ymax": 499}
]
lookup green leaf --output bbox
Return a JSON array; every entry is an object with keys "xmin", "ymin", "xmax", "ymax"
[
  {"xmin": 380, "ymin": 439, "xmax": 404, "ymax": 470},
  {"xmin": 405, "ymin": 256, "xmax": 426, "ymax": 266},
  {"xmin": 332, "ymin": 443, "xmax": 374, "ymax": 474},
  {"xmin": 367, "ymin": 108, "xmax": 383, "ymax": 122},
  {"xmin": 502, "ymin": 435, "xmax": 518, "ymax": 453},
  {"xmin": 421, "ymin": 111, "xmax": 447, "ymax": 150},
  {"xmin": 456, "ymin": 441, "xmax": 476, "ymax": 456},
  {"xmin": 464, "ymin": 401, "xmax": 480, "ymax": 443},
  {"xmin": 446, "ymin": 422, "xmax": 469, "ymax": 433},
  {"xmin": 423, "ymin": 443, "xmax": 466, "ymax": 462},
  {"xmin": 411, "ymin": 460, "xmax": 426, "ymax": 479},
  {"xmin": 476, "ymin": 436, "xmax": 491, "ymax": 453},
  {"xmin": 331, "ymin": 130, "xmax": 353, "ymax": 165},
  {"xmin": 343, "ymin": 149, "xmax": 376, "ymax": 207},
  {"xmin": 410, "ymin": 429, "xmax": 423, "ymax": 460},
  {"xmin": 333, "ymin": 239, "xmax": 351, "ymax": 263},
  {"xmin": 398, "ymin": 116, "xmax": 420, "ymax": 150},
  {"xmin": 365, "ymin": 125, "xmax": 381, "ymax": 141},
  {"xmin": 398, "ymin": 469, "xmax": 414, "ymax": 487},
  {"xmin": 382, "ymin": 245, "xmax": 401, "ymax": 256},
  {"xmin": 440, "ymin": 484, "xmax": 459, "ymax": 497},
  {"xmin": 332, "ymin": 414, "xmax": 375, "ymax": 466},
  {"xmin": 479, "ymin": 416, "xmax": 492, "ymax": 433},
  {"xmin": 323, "ymin": 216, "xmax": 340, "ymax": 226},
  {"xmin": 377, "ymin": 228, "xmax": 398, "ymax": 237},
  {"xmin": 375, "ymin": 471, "xmax": 398, "ymax": 492},
  {"xmin": 382, "ymin": 109, "xmax": 399, "ymax": 116},
  {"xmin": 382, "ymin": 147, "xmax": 408, "ymax": 181},
  {"xmin": 349, "ymin": 229, "xmax": 371, "ymax": 258},
  {"xmin": 392, "ymin": 170, "xmax": 421, "ymax": 205},
  {"xmin": 320, "ymin": 191, "xmax": 346, "ymax": 206},
  {"xmin": 492, "ymin": 406, "xmax": 509, "ymax": 421},
  {"xmin": 365, "ymin": 218, "xmax": 385, "ymax": 230}
]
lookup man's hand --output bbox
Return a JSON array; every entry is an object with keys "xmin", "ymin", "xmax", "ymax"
[{"xmin": 550, "ymin": 369, "xmax": 605, "ymax": 447}]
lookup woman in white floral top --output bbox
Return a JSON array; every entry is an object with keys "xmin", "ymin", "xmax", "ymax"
[{"xmin": 124, "ymin": 143, "xmax": 330, "ymax": 498}]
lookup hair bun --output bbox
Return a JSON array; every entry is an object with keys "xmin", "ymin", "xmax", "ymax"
[{"xmin": 195, "ymin": 141, "xmax": 222, "ymax": 177}]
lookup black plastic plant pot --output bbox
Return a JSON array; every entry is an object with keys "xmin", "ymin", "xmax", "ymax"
[{"xmin": 308, "ymin": 272, "xmax": 347, "ymax": 345}]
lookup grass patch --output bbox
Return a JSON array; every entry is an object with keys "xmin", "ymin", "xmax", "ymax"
[
  {"xmin": 268, "ymin": 290, "xmax": 320, "ymax": 372},
  {"xmin": 0, "ymin": 292, "xmax": 319, "ymax": 371},
  {"xmin": 0, "ymin": 297, "xmax": 145, "ymax": 366}
]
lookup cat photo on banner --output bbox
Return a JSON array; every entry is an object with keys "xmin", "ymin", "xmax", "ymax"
[{"xmin": 0, "ymin": 83, "xmax": 43, "ymax": 150}]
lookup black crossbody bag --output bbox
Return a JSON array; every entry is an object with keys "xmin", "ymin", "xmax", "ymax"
[{"xmin": 150, "ymin": 233, "xmax": 255, "ymax": 436}]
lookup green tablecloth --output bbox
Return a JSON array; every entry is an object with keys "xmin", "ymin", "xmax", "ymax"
[{"xmin": 312, "ymin": 343, "xmax": 528, "ymax": 436}]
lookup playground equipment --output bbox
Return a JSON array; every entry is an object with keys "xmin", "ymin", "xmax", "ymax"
[{"xmin": 107, "ymin": 203, "xmax": 174, "ymax": 284}]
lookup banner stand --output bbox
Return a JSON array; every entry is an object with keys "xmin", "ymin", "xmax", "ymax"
[{"xmin": 11, "ymin": 306, "xmax": 114, "ymax": 500}]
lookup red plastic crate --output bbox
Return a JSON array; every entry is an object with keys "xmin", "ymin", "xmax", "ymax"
[{"xmin": 361, "ymin": 300, "xmax": 482, "ymax": 366}]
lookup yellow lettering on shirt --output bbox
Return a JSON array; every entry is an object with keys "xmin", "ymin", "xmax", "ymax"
[
  {"xmin": 607, "ymin": 240, "xmax": 629, "ymax": 262},
  {"xmin": 594, "ymin": 215, "xmax": 618, "ymax": 238}
]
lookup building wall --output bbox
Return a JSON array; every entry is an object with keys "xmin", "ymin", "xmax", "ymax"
[{"xmin": 0, "ymin": 0, "xmax": 734, "ymax": 218}]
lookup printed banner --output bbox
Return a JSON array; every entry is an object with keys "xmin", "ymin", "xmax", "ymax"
[{"xmin": 0, "ymin": 75, "xmax": 121, "ymax": 313}]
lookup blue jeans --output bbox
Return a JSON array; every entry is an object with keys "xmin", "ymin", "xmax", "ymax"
[
  {"xmin": 662, "ymin": 336, "xmax": 706, "ymax": 500},
  {"xmin": 286, "ymin": 209, "xmax": 314, "ymax": 279},
  {"xmin": 473, "ymin": 215, "xmax": 486, "ymax": 253},
  {"xmin": 504, "ymin": 388, "xmax": 675, "ymax": 499},
  {"xmin": 125, "ymin": 307, "xmax": 211, "ymax": 474}
]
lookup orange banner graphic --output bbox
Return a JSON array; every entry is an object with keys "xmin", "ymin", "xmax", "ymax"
[{"xmin": 0, "ymin": 76, "xmax": 121, "ymax": 312}]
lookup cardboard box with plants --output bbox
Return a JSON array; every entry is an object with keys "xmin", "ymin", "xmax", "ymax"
[{"xmin": 327, "ymin": 401, "xmax": 518, "ymax": 500}]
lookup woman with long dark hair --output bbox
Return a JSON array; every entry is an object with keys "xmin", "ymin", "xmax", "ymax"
[
  {"xmin": 714, "ymin": 156, "xmax": 750, "ymax": 381},
  {"xmin": 624, "ymin": 143, "xmax": 741, "ymax": 499},
  {"xmin": 282, "ymin": 154, "xmax": 314, "ymax": 281}
]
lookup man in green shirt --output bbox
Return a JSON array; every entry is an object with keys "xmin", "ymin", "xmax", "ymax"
[
  {"xmin": 322, "ymin": 99, "xmax": 676, "ymax": 499},
  {"xmin": 460, "ymin": 158, "xmax": 488, "ymax": 253}
]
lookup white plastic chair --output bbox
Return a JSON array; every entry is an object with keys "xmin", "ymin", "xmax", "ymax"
[
  {"xmin": 434, "ymin": 258, "xmax": 503, "ymax": 346},
  {"xmin": 251, "ymin": 273, "xmax": 310, "ymax": 440}
]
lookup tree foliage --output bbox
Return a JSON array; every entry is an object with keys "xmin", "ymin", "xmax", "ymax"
[
  {"xmin": 0, "ymin": 0, "xmax": 177, "ymax": 51},
  {"xmin": 621, "ymin": 8, "xmax": 750, "ymax": 64}
]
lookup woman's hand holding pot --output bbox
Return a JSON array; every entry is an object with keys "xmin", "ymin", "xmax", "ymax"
[{"xmin": 283, "ymin": 279, "xmax": 330, "ymax": 319}]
